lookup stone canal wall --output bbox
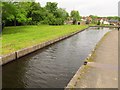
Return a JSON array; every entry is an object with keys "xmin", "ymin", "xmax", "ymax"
[
  {"xmin": 1, "ymin": 28, "xmax": 88, "ymax": 65},
  {"xmin": 2, "ymin": 52, "xmax": 16, "ymax": 65}
]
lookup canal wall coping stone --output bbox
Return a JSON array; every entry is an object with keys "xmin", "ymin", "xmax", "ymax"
[
  {"xmin": 1, "ymin": 28, "xmax": 87, "ymax": 66},
  {"xmin": 2, "ymin": 52, "xmax": 16, "ymax": 65}
]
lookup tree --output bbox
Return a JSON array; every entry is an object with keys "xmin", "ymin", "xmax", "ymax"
[
  {"xmin": 45, "ymin": 2, "xmax": 68, "ymax": 25},
  {"xmin": 118, "ymin": 17, "xmax": 120, "ymax": 21},
  {"xmin": 107, "ymin": 16, "xmax": 120, "ymax": 20},
  {"xmin": 27, "ymin": 2, "xmax": 43, "ymax": 25},
  {"xmin": 45, "ymin": 2, "xmax": 58, "ymax": 14},
  {"xmin": 56, "ymin": 8, "xmax": 69, "ymax": 20},
  {"xmin": 14, "ymin": 2, "xmax": 29, "ymax": 25},
  {"xmin": 2, "ymin": 2, "xmax": 17, "ymax": 26},
  {"xmin": 2, "ymin": 2, "xmax": 69, "ymax": 26},
  {"xmin": 2, "ymin": 2, "xmax": 30, "ymax": 26},
  {"xmin": 70, "ymin": 10, "xmax": 81, "ymax": 24}
]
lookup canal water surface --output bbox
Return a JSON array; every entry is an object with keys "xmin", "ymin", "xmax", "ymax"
[{"xmin": 3, "ymin": 27, "xmax": 111, "ymax": 88}]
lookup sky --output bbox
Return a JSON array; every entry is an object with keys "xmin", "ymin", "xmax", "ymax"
[{"xmin": 36, "ymin": 0, "xmax": 119, "ymax": 17}]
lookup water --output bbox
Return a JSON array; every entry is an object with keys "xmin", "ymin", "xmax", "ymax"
[{"xmin": 2, "ymin": 27, "xmax": 111, "ymax": 88}]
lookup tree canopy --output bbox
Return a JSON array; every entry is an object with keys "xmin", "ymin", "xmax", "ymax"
[
  {"xmin": 70, "ymin": 10, "xmax": 81, "ymax": 24},
  {"xmin": 2, "ymin": 2, "xmax": 71, "ymax": 26}
]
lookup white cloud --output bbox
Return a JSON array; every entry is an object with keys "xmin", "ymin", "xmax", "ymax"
[{"xmin": 36, "ymin": 0, "xmax": 119, "ymax": 16}]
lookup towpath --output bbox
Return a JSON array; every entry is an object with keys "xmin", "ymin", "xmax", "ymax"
[{"xmin": 68, "ymin": 30, "xmax": 118, "ymax": 88}]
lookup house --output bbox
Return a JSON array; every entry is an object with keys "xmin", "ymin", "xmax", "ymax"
[
  {"xmin": 76, "ymin": 21, "xmax": 86, "ymax": 25},
  {"xmin": 87, "ymin": 16, "xmax": 92, "ymax": 23},
  {"xmin": 81, "ymin": 17, "xmax": 86, "ymax": 21},
  {"xmin": 99, "ymin": 17, "xmax": 109, "ymax": 25},
  {"xmin": 103, "ymin": 21, "xmax": 110, "ymax": 25},
  {"xmin": 94, "ymin": 18, "xmax": 100, "ymax": 24},
  {"xmin": 100, "ymin": 18, "xmax": 104, "ymax": 24},
  {"xmin": 81, "ymin": 16, "xmax": 93, "ymax": 24},
  {"xmin": 108, "ymin": 20, "xmax": 119, "ymax": 26}
]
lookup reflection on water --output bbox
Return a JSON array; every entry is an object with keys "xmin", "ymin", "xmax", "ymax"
[{"xmin": 3, "ymin": 27, "xmax": 111, "ymax": 88}]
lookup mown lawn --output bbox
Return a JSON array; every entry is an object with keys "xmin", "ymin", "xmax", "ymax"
[{"xmin": 2, "ymin": 25, "xmax": 88, "ymax": 55}]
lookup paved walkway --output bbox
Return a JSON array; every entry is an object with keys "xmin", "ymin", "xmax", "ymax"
[{"xmin": 74, "ymin": 30, "xmax": 118, "ymax": 88}]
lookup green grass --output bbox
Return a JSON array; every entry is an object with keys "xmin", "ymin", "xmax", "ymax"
[
  {"xmin": 2, "ymin": 25, "xmax": 88, "ymax": 55},
  {"xmin": 89, "ymin": 23, "xmax": 97, "ymax": 26}
]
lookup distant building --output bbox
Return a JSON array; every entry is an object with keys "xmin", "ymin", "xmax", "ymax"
[
  {"xmin": 81, "ymin": 16, "xmax": 93, "ymax": 24},
  {"xmin": 100, "ymin": 18, "xmax": 110, "ymax": 25},
  {"xmin": 100, "ymin": 19, "xmax": 104, "ymax": 24},
  {"xmin": 87, "ymin": 16, "xmax": 92, "ymax": 23},
  {"xmin": 108, "ymin": 20, "xmax": 119, "ymax": 26},
  {"xmin": 76, "ymin": 21, "xmax": 86, "ymax": 25},
  {"xmin": 103, "ymin": 21, "xmax": 110, "ymax": 25}
]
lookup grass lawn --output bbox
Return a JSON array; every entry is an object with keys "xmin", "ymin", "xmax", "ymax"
[{"xmin": 2, "ymin": 25, "xmax": 88, "ymax": 55}]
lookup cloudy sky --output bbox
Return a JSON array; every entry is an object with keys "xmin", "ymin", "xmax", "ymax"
[{"xmin": 36, "ymin": 0, "xmax": 119, "ymax": 17}]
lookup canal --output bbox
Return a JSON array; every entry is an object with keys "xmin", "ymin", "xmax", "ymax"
[{"xmin": 2, "ymin": 27, "xmax": 111, "ymax": 88}]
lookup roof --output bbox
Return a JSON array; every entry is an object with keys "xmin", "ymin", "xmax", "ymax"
[{"xmin": 108, "ymin": 20, "xmax": 119, "ymax": 23}]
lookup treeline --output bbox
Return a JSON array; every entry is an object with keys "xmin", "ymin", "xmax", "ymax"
[
  {"xmin": 2, "ymin": 2, "xmax": 81, "ymax": 27},
  {"xmin": 89, "ymin": 15, "xmax": 120, "ymax": 20}
]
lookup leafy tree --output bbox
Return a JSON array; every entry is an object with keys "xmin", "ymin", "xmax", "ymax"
[
  {"xmin": 2, "ymin": 2, "xmax": 30, "ymax": 26},
  {"xmin": 45, "ymin": 2, "xmax": 68, "ymax": 25},
  {"xmin": 19, "ymin": 2, "xmax": 34, "ymax": 25},
  {"xmin": 14, "ymin": 2, "xmax": 29, "ymax": 25},
  {"xmin": 27, "ymin": 2, "xmax": 43, "ymax": 25},
  {"xmin": 45, "ymin": 2, "xmax": 58, "ymax": 14},
  {"xmin": 2, "ymin": 2, "xmax": 69, "ymax": 26},
  {"xmin": 70, "ymin": 10, "xmax": 81, "ymax": 24},
  {"xmin": 107, "ymin": 16, "xmax": 120, "ymax": 20},
  {"xmin": 2, "ymin": 2, "xmax": 17, "ymax": 26},
  {"xmin": 46, "ymin": 13, "xmax": 56, "ymax": 25},
  {"xmin": 56, "ymin": 8, "xmax": 69, "ymax": 20},
  {"xmin": 118, "ymin": 17, "xmax": 120, "ymax": 21}
]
